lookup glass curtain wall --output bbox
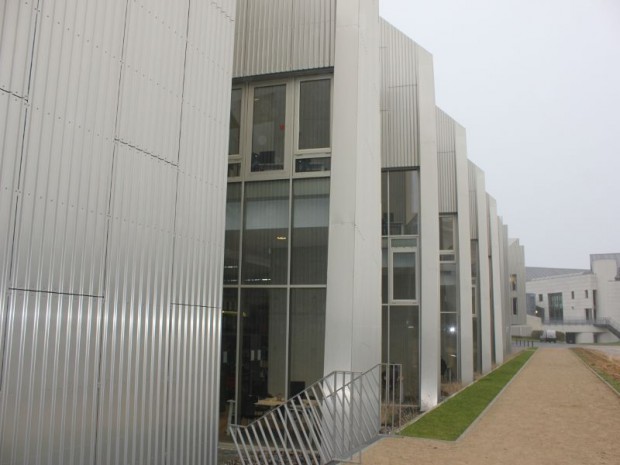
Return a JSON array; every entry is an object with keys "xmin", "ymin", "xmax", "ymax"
[
  {"xmin": 440, "ymin": 215, "xmax": 458, "ymax": 383},
  {"xmin": 221, "ymin": 77, "xmax": 332, "ymax": 437},
  {"xmin": 381, "ymin": 170, "xmax": 420, "ymax": 404}
]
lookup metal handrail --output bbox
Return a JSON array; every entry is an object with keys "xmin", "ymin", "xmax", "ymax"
[{"xmin": 228, "ymin": 363, "xmax": 408, "ymax": 465}]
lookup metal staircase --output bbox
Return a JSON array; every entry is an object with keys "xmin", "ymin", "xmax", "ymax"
[
  {"xmin": 228, "ymin": 363, "xmax": 414, "ymax": 465},
  {"xmin": 593, "ymin": 317, "xmax": 620, "ymax": 339}
]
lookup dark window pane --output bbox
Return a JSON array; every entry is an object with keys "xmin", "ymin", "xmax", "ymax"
[
  {"xmin": 439, "ymin": 216, "xmax": 455, "ymax": 251},
  {"xmin": 229, "ymin": 88, "xmax": 242, "ymax": 155},
  {"xmin": 219, "ymin": 288, "xmax": 238, "ymax": 439},
  {"xmin": 440, "ymin": 313, "xmax": 458, "ymax": 382},
  {"xmin": 440, "ymin": 263, "xmax": 457, "ymax": 313},
  {"xmin": 295, "ymin": 157, "xmax": 331, "ymax": 172},
  {"xmin": 289, "ymin": 289, "xmax": 326, "ymax": 397},
  {"xmin": 228, "ymin": 163, "xmax": 241, "ymax": 178},
  {"xmin": 381, "ymin": 172, "xmax": 388, "ymax": 235},
  {"xmin": 239, "ymin": 289, "xmax": 287, "ymax": 411},
  {"xmin": 388, "ymin": 170, "xmax": 419, "ymax": 235},
  {"xmin": 385, "ymin": 306, "xmax": 419, "ymax": 402},
  {"xmin": 224, "ymin": 183, "xmax": 242, "ymax": 284},
  {"xmin": 393, "ymin": 251, "xmax": 416, "ymax": 300},
  {"xmin": 291, "ymin": 179, "xmax": 329, "ymax": 284},
  {"xmin": 242, "ymin": 181, "xmax": 289, "ymax": 284},
  {"xmin": 299, "ymin": 79, "xmax": 331, "ymax": 150},
  {"xmin": 251, "ymin": 85, "xmax": 286, "ymax": 172},
  {"xmin": 382, "ymin": 239, "xmax": 388, "ymax": 304}
]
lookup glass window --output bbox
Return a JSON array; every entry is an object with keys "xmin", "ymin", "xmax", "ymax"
[
  {"xmin": 382, "ymin": 239, "xmax": 388, "ymax": 304},
  {"xmin": 219, "ymin": 288, "xmax": 238, "ymax": 440},
  {"xmin": 510, "ymin": 274, "xmax": 517, "ymax": 291},
  {"xmin": 512, "ymin": 297, "xmax": 518, "ymax": 315},
  {"xmin": 239, "ymin": 289, "xmax": 287, "ymax": 408},
  {"xmin": 291, "ymin": 179, "xmax": 330, "ymax": 284},
  {"xmin": 241, "ymin": 181, "xmax": 289, "ymax": 284},
  {"xmin": 440, "ymin": 263, "xmax": 457, "ymax": 313},
  {"xmin": 228, "ymin": 162, "xmax": 241, "ymax": 178},
  {"xmin": 229, "ymin": 88, "xmax": 242, "ymax": 155},
  {"xmin": 386, "ymin": 170, "xmax": 420, "ymax": 236},
  {"xmin": 251, "ymin": 85, "xmax": 286, "ymax": 172},
  {"xmin": 289, "ymin": 289, "xmax": 326, "ymax": 397},
  {"xmin": 384, "ymin": 305, "xmax": 419, "ymax": 403},
  {"xmin": 224, "ymin": 183, "xmax": 242, "ymax": 284},
  {"xmin": 441, "ymin": 313, "xmax": 458, "ymax": 382},
  {"xmin": 548, "ymin": 292, "xmax": 563, "ymax": 320},
  {"xmin": 298, "ymin": 79, "xmax": 331, "ymax": 150},
  {"xmin": 439, "ymin": 216, "xmax": 455, "ymax": 251},
  {"xmin": 295, "ymin": 157, "xmax": 331, "ymax": 173},
  {"xmin": 392, "ymin": 250, "xmax": 416, "ymax": 301}
]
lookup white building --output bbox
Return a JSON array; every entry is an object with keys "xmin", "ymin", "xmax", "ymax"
[{"xmin": 526, "ymin": 254, "xmax": 620, "ymax": 343}]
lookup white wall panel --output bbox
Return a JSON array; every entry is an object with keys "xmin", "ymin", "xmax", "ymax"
[
  {"xmin": 233, "ymin": 0, "xmax": 335, "ymax": 78},
  {"xmin": 0, "ymin": 291, "xmax": 102, "ymax": 465},
  {"xmin": 468, "ymin": 161, "xmax": 478, "ymax": 239},
  {"xmin": 117, "ymin": 0, "xmax": 189, "ymax": 164},
  {"xmin": 0, "ymin": 0, "xmax": 38, "ymax": 98}
]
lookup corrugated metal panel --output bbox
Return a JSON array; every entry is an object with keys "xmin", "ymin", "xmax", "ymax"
[
  {"xmin": 436, "ymin": 108, "xmax": 457, "ymax": 213},
  {"xmin": 167, "ymin": 304, "xmax": 221, "ymax": 464},
  {"xmin": 117, "ymin": 0, "xmax": 190, "ymax": 164},
  {"xmin": 233, "ymin": 0, "xmax": 336, "ymax": 78},
  {"xmin": 468, "ymin": 162, "xmax": 478, "ymax": 239},
  {"xmin": 0, "ymin": 291, "xmax": 102, "ymax": 464},
  {"xmin": 0, "ymin": 1, "xmax": 235, "ymax": 464},
  {"xmin": 380, "ymin": 19, "xmax": 419, "ymax": 168},
  {"xmin": 97, "ymin": 142, "xmax": 177, "ymax": 465},
  {"xmin": 10, "ymin": 0, "xmax": 127, "ymax": 297},
  {"xmin": 0, "ymin": 0, "xmax": 38, "ymax": 98}
]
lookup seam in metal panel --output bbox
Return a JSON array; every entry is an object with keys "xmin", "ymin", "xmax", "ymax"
[{"xmin": 115, "ymin": 138, "xmax": 179, "ymax": 168}]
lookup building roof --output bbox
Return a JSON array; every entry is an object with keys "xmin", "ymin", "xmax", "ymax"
[{"xmin": 525, "ymin": 267, "xmax": 590, "ymax": 282}]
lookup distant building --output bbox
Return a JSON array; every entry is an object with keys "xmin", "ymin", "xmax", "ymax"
[{"xmin": 526, "ymin": 254, "xmax": 620, "ymax": 343}]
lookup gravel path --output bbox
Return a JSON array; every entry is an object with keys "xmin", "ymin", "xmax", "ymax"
[{"xmin": 362, "ymin": 348, "xmax": 620, "ymax": 465}]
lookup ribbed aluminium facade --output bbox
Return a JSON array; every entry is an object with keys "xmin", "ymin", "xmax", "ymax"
[{"xmin": 0, "ymin": 1, "xmax": 235, "ymax": 464}]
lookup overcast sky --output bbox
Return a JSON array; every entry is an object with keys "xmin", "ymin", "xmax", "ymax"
[{"xmin": 379, "ymin": 0, "xmax": 620, "ymax": 269}]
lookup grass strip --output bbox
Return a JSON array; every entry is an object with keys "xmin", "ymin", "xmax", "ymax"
[
  {"xmin": 572, "ymin": 348, "xmax": 620, "ymax": 394},
  {"xmin": 400, "ymin": 348, "xmax": 536, "ymax": 441}
]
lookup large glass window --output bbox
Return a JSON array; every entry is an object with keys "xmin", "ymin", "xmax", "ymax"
[
  {"xmin": 224, "ymin": 183, "xmax": 242, "ymax": 284},
  {"xmin": 291, "ymin": 179, "xmax": 330, "ymax": 284},
  {"xmin": 392, "ymin": 248, "xmax": 416, "ymax": 301},
  {"xmin": 251, "ymin": 85, "xmax": 286, "ymax": 172},
  {"xmin": 382, "ymin": 305, "xmax": 419, "ymax": 403},
  {"xmin": 439, "ymin": 216, "xmax": 455, "ymax": 251},
  {"xmin": 219, "ymin": 288, "xmax": 238, "ymax": 437},
  {"xmin": 382, "ymin": 170, "xmax": 420, "ymax": 236},
  {"xmin": 289, "ymin": 289, "xmax": 326, "ymax": 396},
  {"xmin": 548, "ymin": 292, "xmax": 563, "ymax": 321},
  {"xmin": 241, "ymin": 181, "xmax": 289, "ymax": 284},
  {"xmin": 298, "ymin": 79, "xmax": 331, "ymax": 150},
  {"xmin": 239, "ymin": 289, "xmax": 287, "ymax": 408},
  {"xmin": 440, "ymin": 263, "xmax": 458, "ymax": 381}
]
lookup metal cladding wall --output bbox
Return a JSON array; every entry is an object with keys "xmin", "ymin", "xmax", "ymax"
[
  {"xmin": 468, "ymin": 162, "xmax": 479, "ymax": 240},
  {"xmin": 379, "ymin": 19, "xmax": 424, "ymax": 169},
  {"xmin": 0, "ymin": 1, "xmax": 235, "ymax": 464},
  {"xmin": 509, "ymin": 238, "xmax": 527, "ymax": 326},
  {"xmin": 436, "ymin": 108, "xmax": 457, "ymax": 213},
  {"xmin": 233, "ymin": 0, "xmax": 336, "ymax": 78}
]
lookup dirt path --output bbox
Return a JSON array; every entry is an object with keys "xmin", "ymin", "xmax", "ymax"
[{"xmin": 362, "ymin": 348, "xmax": 620, "ymax": 465}]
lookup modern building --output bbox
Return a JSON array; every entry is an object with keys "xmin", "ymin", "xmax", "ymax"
[
  {"xmin": 220, "ymin": 0, "xmax": 526, "ymax": 443},
  {"xmin": 526, "ymin": 254, "xmax": 620, "ymax": 343},
  {"xmin": 1, "ymin": 1, "xmax": 236, "ymax": 464},
  {"xmin": 1, "ymin": 0, "xmax": 527, "ymax": 463}
]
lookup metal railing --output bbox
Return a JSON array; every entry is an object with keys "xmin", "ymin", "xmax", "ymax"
[
  {"xmin": 228, "ymin": 363, "xmax": 411, "ymax": 465},
  {"xmin": 543, "ymin": 317, "xmax": 619, "ymax": 327}
]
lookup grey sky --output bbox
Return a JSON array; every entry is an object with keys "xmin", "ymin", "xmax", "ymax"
[{"xmin": 379, "ymin": 0, "xmax": 620, "ymax": 269}]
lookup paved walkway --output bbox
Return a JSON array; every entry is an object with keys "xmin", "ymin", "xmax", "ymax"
[{"xmin": 362, "ymin": 348, "xmax": 620, "ymax": 465}]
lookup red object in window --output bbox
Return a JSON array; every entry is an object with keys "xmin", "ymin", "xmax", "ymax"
[{"xmin": 279, "ymin": 123, "xmax": 285, "ymax": 131}]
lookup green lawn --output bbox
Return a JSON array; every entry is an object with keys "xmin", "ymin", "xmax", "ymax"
[{"xmin": 400, "ymin": 349, "xmax": 536, "ymax": 441}]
